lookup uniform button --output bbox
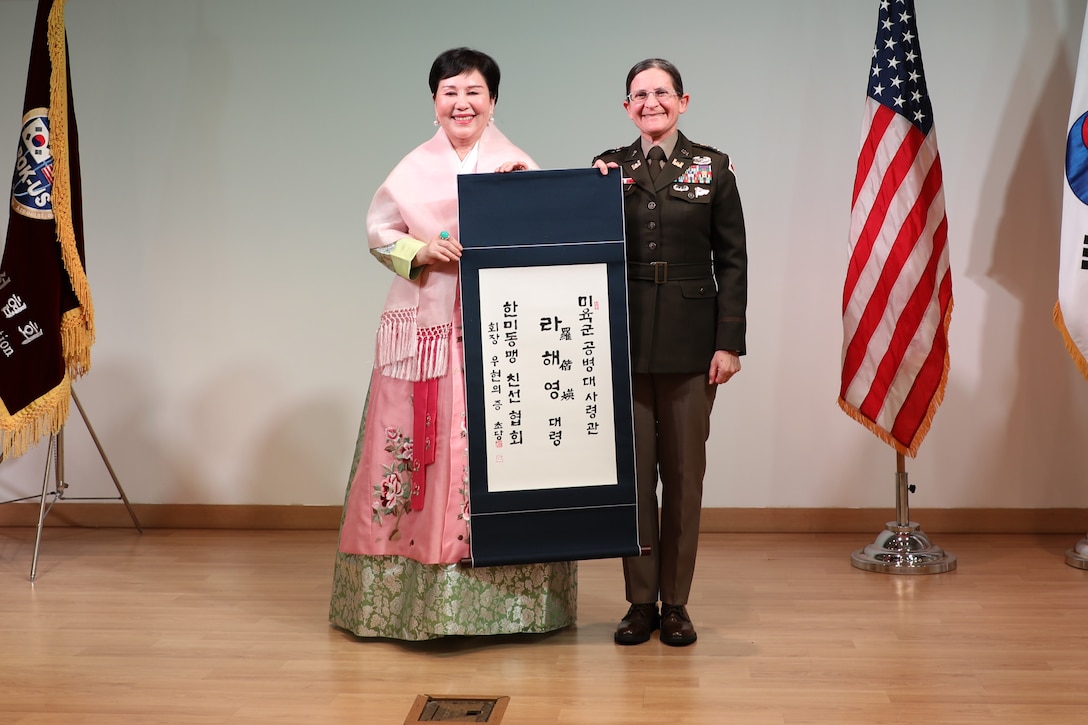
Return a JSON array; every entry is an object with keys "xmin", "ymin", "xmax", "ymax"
[
  {"xmin": 647, "ymin": 221, "xmax": 656, "ymax": 230},
  {"xmin": 647, "ymin": 201, "xmax": 657, "ymax": 210},
  {"xmin": 648, "ymin": 242, "xmax": 658, "ymax": 250},
  {"xmin": 687, "ymin": 192, "xmax": 695, "ymax": 199}
]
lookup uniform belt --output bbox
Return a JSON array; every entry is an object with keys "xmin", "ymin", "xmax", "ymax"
[{"xmin": 627, "ymin": 261, "xmax": 712, "ymax": 284}]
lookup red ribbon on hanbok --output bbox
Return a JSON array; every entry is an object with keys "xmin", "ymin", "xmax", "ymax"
[{"xmin": 410, "ymin": 378, "xmax": 438, "ymax": 510}]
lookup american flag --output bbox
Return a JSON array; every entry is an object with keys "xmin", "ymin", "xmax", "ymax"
[{"xmin": 839, "ymin": 0, "xmax": 951, "ymax": 458}]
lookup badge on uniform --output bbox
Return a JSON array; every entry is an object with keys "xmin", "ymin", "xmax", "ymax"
[{"xmin": 677, "ymin": 157, "xmax": 713, "ymax": 185}]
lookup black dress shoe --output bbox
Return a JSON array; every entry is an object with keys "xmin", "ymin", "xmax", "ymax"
[
  {"xmin": 660, "ymin": 604, "xmax": 697, "ymax": 646},
  {"xmin": 614, "ymin": 603, "xmax": 660, "ymax": 645}
]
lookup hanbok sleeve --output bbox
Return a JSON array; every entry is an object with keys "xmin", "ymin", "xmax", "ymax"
[
  {"xmin": 367, "ymin": 182, "xmax": 424, "ymax": 280},
  {"xmin": 373, "ymin": 237, "xmax": 425, "ymax": 280}
]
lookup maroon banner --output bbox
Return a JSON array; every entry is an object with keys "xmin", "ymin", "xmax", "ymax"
[{"xmin": 0, "ymin": 0, "xmax": 93, "ymax": 459}]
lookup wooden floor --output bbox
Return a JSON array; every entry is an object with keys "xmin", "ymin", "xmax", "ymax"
[{"xmin": 1, "ymin": 528, "xmax": 1086, "ymax": 724}]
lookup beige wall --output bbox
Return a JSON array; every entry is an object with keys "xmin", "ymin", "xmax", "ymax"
[{"xmin": 1, "ymin": 0, "xmax": 1086, "ymax": 513}]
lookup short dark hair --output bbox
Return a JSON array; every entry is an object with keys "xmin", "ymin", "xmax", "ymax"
[
  {"xmin": 429, "ymin": 48, "xmax": 501, "ymax": 101},
  {"xmin": 625, "ymin": 58, "xmax": 684, "ymax": 97}
]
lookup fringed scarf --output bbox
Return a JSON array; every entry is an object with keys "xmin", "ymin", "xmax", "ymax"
[{"xmin": 366, "ymin": 124, "xmax": 536, "ymax": 383}]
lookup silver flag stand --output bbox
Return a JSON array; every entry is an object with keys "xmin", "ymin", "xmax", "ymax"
[
  {"xmin": 1066, "ymin": 536, "xmax": 1088, "ymax": 569},
  {"xmin": 850, "ymin": 452, "xmax": 956, "ymax": 574},
  {"xmin": 1, "ymin": 388, "xmax": 142, "ymax": 580}
]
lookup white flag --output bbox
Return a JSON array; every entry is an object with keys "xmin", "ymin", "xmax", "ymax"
[{"xmin": 1056, "ymin": 13, "xmax": 1088, "ymax": 379}]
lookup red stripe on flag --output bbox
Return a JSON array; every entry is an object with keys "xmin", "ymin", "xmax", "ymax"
[
  {"xmin": 855, "ymin": 156, "xmax": 946, "ymax": 419},
  {"xmin": 843, "ymin": 108, "xmax": 900, "ymax": 308},
  {"xmin": 841, "ymin": 123, "xmax": 929, "ymax": 390},
  {"xmin": 889, "ymin": 253, "xmax": 951, "ymax": 447},
  {"xmin": 858, "ymin": 237, "xmax": 947, "ymax": 425},
  {"xmin": 851, "ymin": 103, "xmax": 895, "ymax": 207}
]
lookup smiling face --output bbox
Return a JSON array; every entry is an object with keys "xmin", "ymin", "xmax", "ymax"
[
  {"xmin": 623, "ymin": 67, "xmax": 689, "ymax": 145},
  {"xmin": 434, "ymin": 70, "xmax": 496, "ymax": 155}
]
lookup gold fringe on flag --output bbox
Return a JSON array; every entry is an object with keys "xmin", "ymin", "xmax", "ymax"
[
  {"xmin": 0, "ymin": 376, "xmax": 71, "ymax": 460},
  {"xmin": 48, "ymin": 0, "xmax": 95, "ymax": 379},
  {"xmin": 1053, "ymin": 302, "xmax": 1088, "ymax": 381}
]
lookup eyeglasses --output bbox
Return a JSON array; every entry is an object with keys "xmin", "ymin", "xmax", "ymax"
[{"xmin": 626, "ymin": 88, "xmax": 679, "ymax": 104}]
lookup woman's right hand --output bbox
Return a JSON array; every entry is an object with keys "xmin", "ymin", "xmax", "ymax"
[{"xmin": 413, "ymin": 231, "xmax": 463, "ymax": 267}]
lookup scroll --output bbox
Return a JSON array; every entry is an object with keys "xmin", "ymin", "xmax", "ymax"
[{"xmin": 458, "ymin": 168, "xmax": 639, "ymax": 566}]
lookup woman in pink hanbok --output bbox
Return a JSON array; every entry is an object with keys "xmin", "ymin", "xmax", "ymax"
[{"xmin": 329, "ymin": 48, "xmax": 577, "ymax": 640}]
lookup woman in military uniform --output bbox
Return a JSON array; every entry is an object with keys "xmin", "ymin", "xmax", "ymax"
[{"xmin": 594, "ymin": 58, "xmax": 747, "ymax": 647}]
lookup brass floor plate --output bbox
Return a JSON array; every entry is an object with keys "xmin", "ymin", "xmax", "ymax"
[{"xmin": 404, "ymin": 695, "xmax": 509, "ymax": 723}]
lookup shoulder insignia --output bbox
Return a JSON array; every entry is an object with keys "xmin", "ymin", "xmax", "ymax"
[
  {"xmin": 689, "ymin": 141, "xmax": 726, "ymax": 156},
  {"xmin": 596, "ymin": 146, "xmax": 626, "ymax": 157}
]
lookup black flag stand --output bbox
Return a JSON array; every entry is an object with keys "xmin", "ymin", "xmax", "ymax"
[
  {"xmin": 1, "ymin": 387, "xmax": 142, "ymax": 580},
  {"xmin": 850, "ymin": 452, "xmax": 956, "ymax": 574}
]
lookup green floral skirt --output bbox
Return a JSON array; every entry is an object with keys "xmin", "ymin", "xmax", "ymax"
[{"xmin": 329, "ymin": 551, "xmax": 577, "ymax": 640}]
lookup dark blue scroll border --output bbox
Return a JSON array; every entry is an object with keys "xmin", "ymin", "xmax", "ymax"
[{"xmin": 458, "ymin": 168, "xmax": 640, "ymax": 567}]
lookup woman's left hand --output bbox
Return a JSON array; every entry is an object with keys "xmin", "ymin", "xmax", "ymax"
[
  {"xmin": 708, "ymin": 350, "xmax": 740, "ymax": 385},
  {"xmin": 414, "ymin": 230, "xmax": 463, "ymax": 266},
  {"xmin": 495, "ymin": 160, "xmax": 529, "ymax": 173}
]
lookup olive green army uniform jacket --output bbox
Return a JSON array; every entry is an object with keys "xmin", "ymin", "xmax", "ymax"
[{"xmin": 594, "ymin": 131, "xmax": 747, "ymax": 373}]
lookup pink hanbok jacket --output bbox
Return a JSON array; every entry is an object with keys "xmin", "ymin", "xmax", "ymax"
[{"xmin": 338, "ymin": 125, "xmax": 537, "ymax": 564}]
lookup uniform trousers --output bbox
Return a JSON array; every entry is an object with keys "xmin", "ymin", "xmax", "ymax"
[{"xmin": 624, "ymin": 371, "xmax": 717, "ymax": 606}]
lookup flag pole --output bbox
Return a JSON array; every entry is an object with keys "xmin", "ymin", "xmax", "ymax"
[
  {"xmin": 1066, "ymin": 536, "xmax": 1088, "ymax": 569},
  {"xmin": 26, "ymin": 387, "xmax": 141, "ymax": 581},
  {"xmin": 850, "ymin": 452, "xmax": 956, "ymax": 574}
]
